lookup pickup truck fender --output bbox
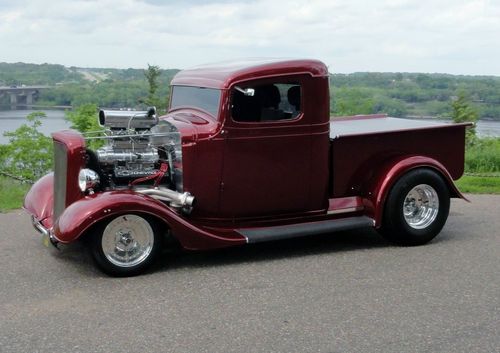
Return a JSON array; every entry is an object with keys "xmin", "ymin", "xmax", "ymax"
[
  {"xmin": 23, "ymin": 172, "xmax": 54, "ymax": 228},
  {"xmin": 53, "ymin": 190, "xmax": 246, "ymax": 250},
  {"xmin": 362, "ymin": 155, "xmax": 468, "ymax": 227}
]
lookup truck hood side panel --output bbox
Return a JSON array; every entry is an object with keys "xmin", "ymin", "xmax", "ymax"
[{"xmin": 161, "ymin": 109, "xmax": 222, "ymax": 144}]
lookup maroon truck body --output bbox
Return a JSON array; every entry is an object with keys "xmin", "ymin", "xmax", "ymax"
[{"xmin": 24, "ymin": 59, "xmax": 471, "ymax": 276}]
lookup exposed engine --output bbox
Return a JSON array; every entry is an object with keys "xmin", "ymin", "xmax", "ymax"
[{"xmin": 83, "ymin": 108, "xmax": 193, "ymax": 211}]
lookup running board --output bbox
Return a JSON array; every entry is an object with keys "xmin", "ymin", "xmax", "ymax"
[{"xmin": 238, "ymin": 216, "xmax": 375, "ymax": 244}]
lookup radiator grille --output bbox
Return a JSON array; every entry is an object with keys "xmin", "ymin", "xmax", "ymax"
[{"xmin": 53, "ymin": 141, "xmax": 67, "ymax": 220}]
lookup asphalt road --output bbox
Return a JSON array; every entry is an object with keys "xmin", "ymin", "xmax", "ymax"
[{"xmin": 0, "ymin": 195, "xmax": 499, "ymax": 353}]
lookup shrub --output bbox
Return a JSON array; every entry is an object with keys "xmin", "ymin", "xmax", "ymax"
[{"xmin": 1, "ymin": 112, "xmax": 53, "ymax": 181}]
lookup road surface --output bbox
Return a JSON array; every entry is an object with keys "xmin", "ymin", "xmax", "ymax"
[{"xmin": 0, "ymin": 195, "xmax": 498, "ymax": 353}]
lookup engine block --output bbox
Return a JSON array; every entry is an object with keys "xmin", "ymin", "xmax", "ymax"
[{"xmin": 93, "ymin": 109, "xmax": 183, "ymax": 190}]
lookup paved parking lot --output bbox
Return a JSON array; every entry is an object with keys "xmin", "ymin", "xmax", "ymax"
[{"xmin": 0, "ymin": 195, "xmax": 499, "ymax": 353}]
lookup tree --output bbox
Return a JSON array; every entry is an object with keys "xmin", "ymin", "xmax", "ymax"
[
  {"xmin": 66, "ymin": 103, "xmax": 99, "ymax": 132},
  {"xmin": 451, "ymin": 92, "xmax": 478, "ymax": 146},
  {"xmin": 1, "ymin": 112, "xmax": 53, "ymax": 181},
  {"xmin": 142, "ymin": 64, "xmax": 164, "ymax": 111},
  {"xmin": 66, "ymin": 103, "xmax": 103, "ymax": 148},
  {"xmin": 332, "ymin": 88, "xmax": 374, "ymax": 116}
]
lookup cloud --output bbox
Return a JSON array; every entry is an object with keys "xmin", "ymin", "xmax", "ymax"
[{"xmin": 0, "ymin": 0, "xmax": 499, "ymax": 75}]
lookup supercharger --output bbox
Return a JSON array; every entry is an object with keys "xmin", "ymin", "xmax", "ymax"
[{"xmin": 92, "ymin": 108, "xmax": 184, "ymax": 193}]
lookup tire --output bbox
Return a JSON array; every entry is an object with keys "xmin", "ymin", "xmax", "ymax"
[
  {"xmin": 90, "ymin": 214, "xmax": 161, "ymax": 276},
  {"xmin": 378, "ymin": 168, "xmax": 450, "ymax": 246}
]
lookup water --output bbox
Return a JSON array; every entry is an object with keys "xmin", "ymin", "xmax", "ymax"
[
  {"xmin": 0, "ymin": 109, "xmax": 72, "ymax": 144},
  {"xmin": 0, "ymin": 110, "xmax": 499, "ymax": 145},
  {"xmin": 402, "ymin": 117, "xmax": 500, "ymax": 138}
]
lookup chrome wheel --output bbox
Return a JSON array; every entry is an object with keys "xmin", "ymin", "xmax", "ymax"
[
  {"xmin": 101, "ymin": 214, "xmax": 155, "ymax": 268},
  {"xmin": 403, "ymin": 184, "xmax": 439, "ymax": 230}
]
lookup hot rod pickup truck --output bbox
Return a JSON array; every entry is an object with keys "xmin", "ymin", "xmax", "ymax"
[{"xmin": 24, "ymin": 59, "xmax": 471, "ymax": 276}]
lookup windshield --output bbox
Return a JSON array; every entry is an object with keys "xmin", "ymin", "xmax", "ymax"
[{"xmin": 170, "ymin": 86, "xmax": 221, "ymax": 117}]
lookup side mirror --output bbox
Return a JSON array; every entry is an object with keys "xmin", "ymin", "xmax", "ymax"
[{"xmin": 235, "ymin": 86, "xmax": 255, "ymax": 97}]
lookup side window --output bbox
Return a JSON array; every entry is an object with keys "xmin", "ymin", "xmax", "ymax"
[{"xmin": 231, "ymin": 82, "xmax": 302, "ymax": 122}]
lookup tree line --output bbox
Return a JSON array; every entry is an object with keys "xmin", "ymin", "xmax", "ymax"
[
  {"xmin": 330, "ymin": 72, "xmax": 500, "ymax": 119},
  {"xmin": 1, "ymin": 62, "xmax": 500, "ymax": 120}
]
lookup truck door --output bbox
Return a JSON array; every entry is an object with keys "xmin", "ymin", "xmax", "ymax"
[{"xmin": 219, "ymin": 78, "xmax": 312, "ymax": 218}]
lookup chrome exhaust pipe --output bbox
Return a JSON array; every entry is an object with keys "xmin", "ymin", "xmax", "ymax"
[{"xmin": 136, "ymin": 187, "xmax": 195, "ymax": 211}]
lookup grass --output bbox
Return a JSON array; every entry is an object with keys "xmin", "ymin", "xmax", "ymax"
[
  {"xmin": 455, "ymin": 175, "xmax": 500, "ymax": 194},
  {"xmin": 465, "ymin": 138, "xmax": 500, "ymax": 173},
  {"xmin": 0, "ymin": 176, "xmax": 30, "ymax": 212}
]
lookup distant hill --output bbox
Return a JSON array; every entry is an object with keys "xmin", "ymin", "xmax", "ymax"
[
  {"xmin": 0, "ymin": 62, "xmax": 179, "ymax": 86},
  {"xmin": 0, "ymin": 62, "xmax": 84, "ymax": 86},
  {"xmin": 328, "ymin": 72, "xmax": 500, "ymax": 120},
  {"xmin": 0, "ymin": 62, "xmax": 179, "ymax": 110},
  {"xmin": 0, "ymin": 62, "xmax": 499, "ymax": 119}
]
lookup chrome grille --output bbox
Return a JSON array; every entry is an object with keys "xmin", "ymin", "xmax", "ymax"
[{"xmin": 53, "ymin": 141, "xmax": 67, "ymax": 220}]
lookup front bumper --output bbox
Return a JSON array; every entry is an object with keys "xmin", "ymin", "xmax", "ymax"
[{"xmin": 30, "ymin": 215, "xmax": 60, "ymax": 249}]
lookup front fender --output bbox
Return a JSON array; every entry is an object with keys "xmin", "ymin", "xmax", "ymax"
[
  {"xmin": 53, "ymin": 190, "xmax": 246, "ymax": 250},
  {"xmin": 23, "ymin": 173, "xmax": 54, "ymax": 228},
  {"xmin": 363, "ymin": 155, "xmax": 468, "ymax": 227}
]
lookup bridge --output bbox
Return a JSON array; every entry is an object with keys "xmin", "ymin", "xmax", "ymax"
[{"xmin": 0, "ymin": 85, "xmax": 51, "ymax": 108}]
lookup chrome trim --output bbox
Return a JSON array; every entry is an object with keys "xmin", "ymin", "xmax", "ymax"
[
  {"xmin": 31, "ymin": 215, "xmax": 60, "ymax": 249},
  {"xmin": 327, "ymin": 206, "xmax": 363, "ymax": 215},
  {"xmin": 53, "ymin": 141, "xmax": 67, "ymax": 220},
  {"xmin": 85, "ymin": 132, "xmax": 173, "ymax": 140},
  {"xmin": 135, "ymin": 187, "xmax": 195, "ymax": 211},
  {"xmin": 31, "ymin": 215, "xmax": 49, "ymax": 237}
]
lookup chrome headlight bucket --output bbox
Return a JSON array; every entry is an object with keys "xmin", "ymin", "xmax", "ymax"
[{"xmin": 78, "ymin": 169, "xmax": 100, "ymax": 192}]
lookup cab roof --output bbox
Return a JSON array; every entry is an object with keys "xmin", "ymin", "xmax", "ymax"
[{"xmin": 170, "ymin": 58, "xmax": 329, "ymax": 89}]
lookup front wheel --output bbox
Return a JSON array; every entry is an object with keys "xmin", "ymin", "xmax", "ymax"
[
  {"xmin": 90, "ymin": 214, "xmax": 161, "ymax": 276},
  {"xmin": 378, "ymin": 169, "xmax": 450, "ymax": 246}
]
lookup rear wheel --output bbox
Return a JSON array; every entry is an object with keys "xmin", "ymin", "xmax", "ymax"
[
  {"xmin": 90, "ymin": 214, "xmax": 161, "ymax": 276},
  {"xmin": 379, "ymin": 169, "xmax": 450, "ymax": 246}
]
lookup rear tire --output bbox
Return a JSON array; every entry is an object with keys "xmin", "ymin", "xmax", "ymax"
[
  {"xmin": 378, "ymin": 168, "xmax": 450, "ymax": 246},
  {"xmin": 90, "ymin": 214, "xmax": 161, "ymax": 276}
]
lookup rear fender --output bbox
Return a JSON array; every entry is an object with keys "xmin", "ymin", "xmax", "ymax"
[
  {"xmin": 53, "ymin": 190, "xmax": 245, "ymax": 250},
  {"xmin": 362, "ymin": 155, "xmax": 468, "ymax": 227}
]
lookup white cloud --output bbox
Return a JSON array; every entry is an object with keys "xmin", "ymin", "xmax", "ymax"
[{"xmin": 0, "ymin": 0, "xmax": 499, "ymax": 75}]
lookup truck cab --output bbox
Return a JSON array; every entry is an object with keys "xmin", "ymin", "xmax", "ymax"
[
  {"xmin": 24, "ymin": 59, "xmax": 471, "ymax": 276},
  {"xmin": 168, "ymin": 59, "xmax": 330, "ymax": 220}
]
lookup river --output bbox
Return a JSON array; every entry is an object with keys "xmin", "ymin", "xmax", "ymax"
[
  {"xmin": 0, "ymin": 109, "xmax": 72, "ymax": 144},
  {"xmin": 0, "ymin": 109, "xmax": 499, "ymax": 144}
]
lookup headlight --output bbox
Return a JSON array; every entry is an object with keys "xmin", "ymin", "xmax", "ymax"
[{"xmin": 78, "ymin": 169, "xmax": 100, "ymax": 192}]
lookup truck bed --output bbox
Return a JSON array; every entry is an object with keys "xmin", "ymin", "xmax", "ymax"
[
  {"xmin": 328, "ymin": 115, "xmax": 472, "ymax": 198},
  {"xmin": 330, "ymin": 115, "xmax": 458, "ymax": 139}
]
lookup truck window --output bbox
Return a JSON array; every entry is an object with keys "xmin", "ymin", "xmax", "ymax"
[
  {"xmin": 231, "ymin": 83, "xmax": 301, "ymax": 122},
  {"xmin": 170, "ymin": 86, "xmax": 221, "ymax": 117}
]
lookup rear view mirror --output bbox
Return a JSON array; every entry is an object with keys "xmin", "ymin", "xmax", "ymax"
[{"xmin": 235, "ymin": 86, "xmax": 255, "ymax": 97}]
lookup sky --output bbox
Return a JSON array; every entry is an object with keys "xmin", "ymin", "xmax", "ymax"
[{"xmin": 1, "ymin": 0, "xmax": 499, "ymax": 75}]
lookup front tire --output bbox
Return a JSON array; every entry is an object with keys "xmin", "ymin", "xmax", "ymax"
[
  {"xmin": 379, "ymin": 168, "xmax": 450, "ymax": 246},
  {"xmin": 90, "ymin": 214, "xmax": 161, "ymax": 276}
]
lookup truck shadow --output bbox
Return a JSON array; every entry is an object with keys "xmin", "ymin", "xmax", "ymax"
[
  {"xmin": 154, "ymin": 227, "xmax": 432, "ymax": 273},
  {"xmin": 50, "ymin": 226, "xmax": 454, "ymax": 277}
]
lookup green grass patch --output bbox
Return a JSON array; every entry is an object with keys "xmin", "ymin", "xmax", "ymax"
[
  {"xmin": 465, "ymin": 138, "xmax": 500, "ymax": 173},
  {"xmin": 0, "ymin": 176, "xmax": 30, "ymax": 212},
  {"xmin": 455, "ymin": 175, "xmax": 500, "ymax": 194}
]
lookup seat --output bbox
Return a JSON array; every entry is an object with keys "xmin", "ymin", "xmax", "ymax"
[
  {"xmin": 287, "ymin": 85, "xmax": 301, "ymax": 112},
  {"xmin": 256, "ymin": 85, "xmax": 284, "ymax": 121}
]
